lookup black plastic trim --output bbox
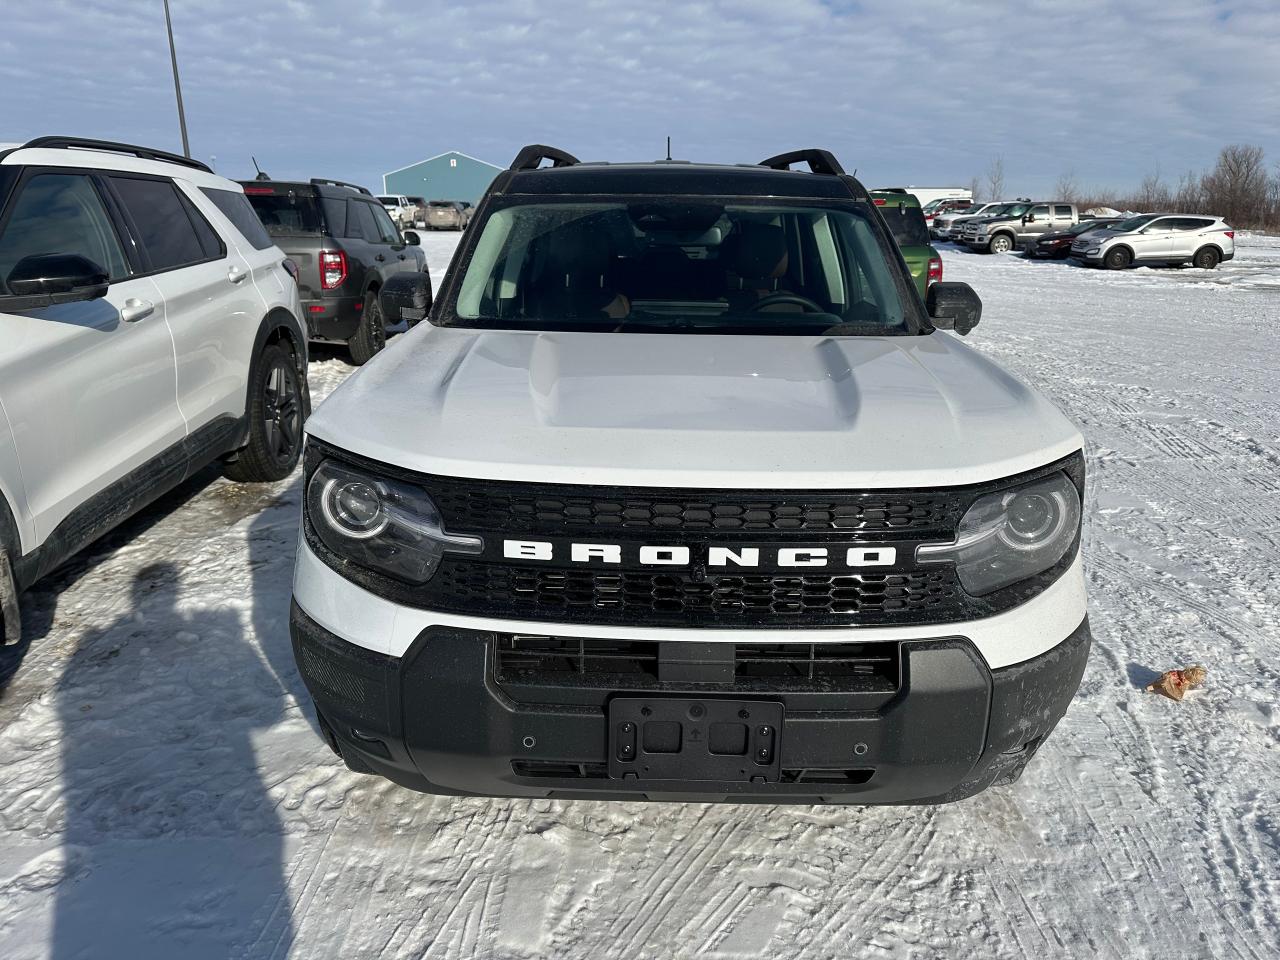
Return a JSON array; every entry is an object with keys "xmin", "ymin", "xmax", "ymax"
[
  {"xmin": 18, "ymin": 137, "xmax": 212, "ymax": 173},
  {"xmin": 289, "ymin": 603, "xmax": 1092, "ymax": 804}
]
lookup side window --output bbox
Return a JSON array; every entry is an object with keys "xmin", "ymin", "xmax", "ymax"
[
  {"xmin": 200, "ymin": 187, "xmax": 274, "ymax": 250},
  {"xmin": 1175, "ymin": 217, "xmax": 1213, "ymax": 231},
  {"xmin": 1147, "ymin": 218, "xmax": 1177, "ymax": 233},
  {"xmin": 0, "ymin": 173, "xmax": 129, "ymax": 287},
  {"xmin": 370, "ymin": 203, "xmax": 402, "ymax": 244},
  {"xmin": 110, "ymin": 176, "xmax": 223, "ymax": 272},
  {"xmin": 1054, "ymin": 204, "xmax": 1073, "ymax": 217},
  {"xmin": 1028, "ymin": 205, "xmax": 1050, "ymax": 219},
  {"xmin": 349, "ymin": 200, "xmax": 380, "ymax": 241}
]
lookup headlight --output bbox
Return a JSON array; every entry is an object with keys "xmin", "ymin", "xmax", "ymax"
[
  {"xmin": 307, "ymin": 460, "xmax": 482, "ymax": 583},
  {"xmin": 916, "ymin": 471, "xmax": 1081, "ymax": 596}
]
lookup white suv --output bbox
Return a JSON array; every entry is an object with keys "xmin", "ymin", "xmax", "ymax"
[
  {"xmin": 1071, "ymin": 213, "xmax": 1235, "ymax": 269},
  {"xmin": 0, "ymin": 137, "xmax": 309, "ymax": 646}
]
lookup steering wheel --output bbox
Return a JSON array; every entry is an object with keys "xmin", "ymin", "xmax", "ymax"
[{"xmin": 748, "ymin": 292, "xmax": 826, "ymax": 313}]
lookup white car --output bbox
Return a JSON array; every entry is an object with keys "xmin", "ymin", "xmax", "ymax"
[
  {"xmin": 377, "ymin": 194, "xmax": 414, "ymax": 229},
  {"xmin": 289, "ymin": 145, "xmax": 1091, "ymax": 806},
  {"xmin": 0, "ymin": 136, "xmax": 309, "ymax": 647},
  {"xmin": 1070, "ymin": 213, "xmax": 1235, "ymax": 269}
]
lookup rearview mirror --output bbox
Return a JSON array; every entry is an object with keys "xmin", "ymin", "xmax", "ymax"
[
  {"xmin": 927, "ymin": 282, "xmax": 981, "ymax": 336},
  {"xmin": 403, "ymin": 230, "xmax": 421, "ymax": 246},
  {"xmin": 2, "ymin": 254, "xmax": 109, "ymax": 310}
]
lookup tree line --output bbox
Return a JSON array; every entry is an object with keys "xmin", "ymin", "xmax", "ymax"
[{"xmin": 971, "ymin": 145, "xmax": 1280, "ymax": 231}]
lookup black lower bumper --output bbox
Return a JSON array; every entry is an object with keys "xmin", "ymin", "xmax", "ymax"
[
  {"xmin": 302, "ymin": 296, "xmax": 362, "ymax": 342},
  {"xmin": 289, "ymin": 602, "xmax": 1090, "ymax": 804}
]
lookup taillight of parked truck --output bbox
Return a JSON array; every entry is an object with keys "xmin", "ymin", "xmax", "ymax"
[
  {"xmin": 928, "ymin": 257, "xmax": 943, "ymax": 285},
  {"xmin": 320, "ymin": 250, "xmax": 347, "ymax": 290}
]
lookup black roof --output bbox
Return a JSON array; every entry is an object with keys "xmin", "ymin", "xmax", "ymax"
[{"xmin": 491, "ymin": 146, "xmax": 869, "ymax": 201}]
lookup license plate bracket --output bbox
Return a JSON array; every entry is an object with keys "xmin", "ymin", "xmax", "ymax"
[{"xmin": 607, "ymin": 698, "xmax": 783, "ymax": 783}]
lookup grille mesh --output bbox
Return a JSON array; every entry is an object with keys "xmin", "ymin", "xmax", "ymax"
[
  {"xmin": 429, "ymin": 563, "xmax": 959, "ymax": 626},
  {"xmin": 429, "ymin": 487, "xmax": 956, "ymax": 534}
]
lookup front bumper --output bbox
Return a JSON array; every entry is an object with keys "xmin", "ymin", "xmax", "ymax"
[{"xmin": 290, "ymin": 591, "xmax": 1091, "ymax": 805}]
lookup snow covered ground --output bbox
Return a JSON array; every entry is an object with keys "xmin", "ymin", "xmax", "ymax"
[{"xmin": 1, "ymin": 231, "xmax": 1278, "ymax": 959}]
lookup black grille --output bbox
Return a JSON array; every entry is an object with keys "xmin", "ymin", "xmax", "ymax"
[
  {"xmin": 432, "ymin": 563, "xmax": 959, "ymax": 626},
  {"xmin": 494, "ymin": 634, "xmax": 900, "ymax": 690},
  {"xmin": 429, "ymin": 485, "xmax": 956, "ymax": 534}
]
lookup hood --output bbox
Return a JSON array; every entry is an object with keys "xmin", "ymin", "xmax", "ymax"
[{"xmin": 307, "ymin": 327, "xmax": 1083, "ymax": 489}]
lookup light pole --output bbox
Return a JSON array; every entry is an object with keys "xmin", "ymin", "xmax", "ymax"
[{"xmin": 163, "ymin": 0, "xmax": 191, "ymax": 157}]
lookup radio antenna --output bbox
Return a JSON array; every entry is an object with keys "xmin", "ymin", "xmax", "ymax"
[{"xmin": 666, "ymin": 136, "xmax": 672, "ymax": 161}]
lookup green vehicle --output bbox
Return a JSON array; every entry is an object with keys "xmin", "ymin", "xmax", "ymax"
[{"xmin": 871, "ymin": 191, "xmax": 943, "ymax": 300}]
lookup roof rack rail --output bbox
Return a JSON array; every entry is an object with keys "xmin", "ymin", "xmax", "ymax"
[
  {"xmin": 20, "ymin": 136, "xmax": 213, "ymax": 174},
  {"xmin": 758, "ymin": 149, "xmax": 846, "ymax": 177},
  {"xmin": 309, "ymin": 177, "xmax": 373, "ymax": 195},
  {"xmin": 510, "ymin": 145, "xmax": 580, "ymax": 171}
]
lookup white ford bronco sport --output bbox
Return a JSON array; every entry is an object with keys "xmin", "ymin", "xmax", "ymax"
[
  {"xmin": 290, "ymin": 145, "xmax": 1090, "ymax": 804},
  {"xmin": 0, "ymin": 137, "xmax": 309, "ymax": 648}
]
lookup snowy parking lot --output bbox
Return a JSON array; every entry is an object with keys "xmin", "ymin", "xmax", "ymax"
[{"xmin": 1, "ymin": 231, "xmax": 1278, "ymax": 960}]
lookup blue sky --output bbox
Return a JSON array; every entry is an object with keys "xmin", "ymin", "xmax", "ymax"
[{"xmin": 2, "ymin": 0, "xmax": 1278, "ymax": 196}]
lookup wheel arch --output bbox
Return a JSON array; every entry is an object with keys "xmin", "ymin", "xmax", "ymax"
[
  {"xmin": 1192, "ymin": 242, "xmax": 1225, "ymax": 261},
  {"xmin": 1106, "ymin": 243, "xmax": 1135, "ymax": 262},
  {"xmin": 242, "ymin": 307, "xmax": 311, "ymax": 432}
]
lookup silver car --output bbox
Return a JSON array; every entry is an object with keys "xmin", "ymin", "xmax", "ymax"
[
  {"xmin": 1070, "ymin": 214, "xmax": 1235, "ymax": 269},
  {"xmin": 425, "ymin": 200, "xmax": 467, "ymax": 231}
]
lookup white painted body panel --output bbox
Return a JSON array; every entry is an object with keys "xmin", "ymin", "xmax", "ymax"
[
  {"xmin": 306, "ymin": 324, "xmax": 1083, "ymax": 489},
  {"xmin": 293, "ymin": 538, "xmax": 1087, "ymax": 670}
]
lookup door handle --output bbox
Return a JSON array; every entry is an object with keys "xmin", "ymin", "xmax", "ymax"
[
  {"xmin": 228, "ymin": 266, "xmax": 249, "ymax": 284},
  {"xmin": 375, "ymin": 254, "xmax": 386, "ymax": 262},
  {"xmin": 120, "ymin": 298, "xmax": 154, "ymax": 323},
  {"xmin": 397, "ymin": 254, "xmax": 406, "ymax": 260}
]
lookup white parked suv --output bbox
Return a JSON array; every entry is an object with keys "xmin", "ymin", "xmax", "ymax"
[
  {"xmin": 1070, "ymin": 213, "xmax": 1235, "ymax": 269},
  {"xmin": 289, "ymin": 146, "xmax": 1092, "ymax": 805},
  {"xmin": 0, "ymin": 137, "xmax": 310, "ymax": 647}
]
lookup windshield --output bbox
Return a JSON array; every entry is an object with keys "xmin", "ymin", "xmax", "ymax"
[
  {"xmin": 880, "ymin": 204, "xmax": 931, "ymax": 248},
  {"xmin": 243, "ymin": 192, "xmax": 323, "ymax": 235},
  {"xmin": 449, "ymin": 199, "xmax": 914, "ymax": 336},
  {"xmin": 1114, "ymin": 215, "xmax": 1158, "ymax": 232},
  {"xmin": 429, "ymin": 201, "xmax": 454, "ymax": 209},
  {"xmin": 998, "ymin": 203, "xmax": 1030, "ymax": 218},
  {"xmin": 969, "ymin": 203, "xmax": 1006, "ymax": 217},
  {"xmin": 1069, "ymin": 219, "xmax": 1111, "ymax": 235},
  {"xmin": 377, "ymin": 196, "xmax": 397, "ymax": 205}
]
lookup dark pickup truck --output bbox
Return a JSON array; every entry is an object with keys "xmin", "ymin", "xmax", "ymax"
[{"xmin": 240, "ymin": 178, "xmax": 430, "ymax": 364}]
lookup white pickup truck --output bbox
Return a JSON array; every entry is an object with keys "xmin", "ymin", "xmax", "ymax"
[{"xmin": 289, "ymin": 146, "xmax": 1091, "ymax": 805}]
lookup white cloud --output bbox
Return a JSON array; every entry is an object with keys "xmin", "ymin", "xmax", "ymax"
[{"xmin": 1, "ymin": 0, "xmax": 1278, "ymax": 194}]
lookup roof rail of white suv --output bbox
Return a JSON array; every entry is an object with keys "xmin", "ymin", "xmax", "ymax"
[{"xmin": 0, "ymin": 136, "xmax": 213, "ymax": 173}]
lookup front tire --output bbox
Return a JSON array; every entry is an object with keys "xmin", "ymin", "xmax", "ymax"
[
  {"xmin": 225, "ymin": 343, "xmax": 305, "ymax": 483},
  {"xmin": 1193, "ymin": 246, "xmax": 1221, "ymax": 270},
  {"xmin": 988, "ymin": 234, "xmax": 1014, "ymax": 254},
  {"xmin": 348, "ymin": 289, "xmax": 387, "ymax": 366},
  {"xmin": 1104, "ymin": 247, "xmax": 1133, "ymax": 270}
]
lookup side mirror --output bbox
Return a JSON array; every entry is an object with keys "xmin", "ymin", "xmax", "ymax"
[
  {"xmin": 402, "ymin": 230, "xmax": 421, "ymax": 246},
  {"xmin": 927, "ymin": 282, "xmax": 981, "ymax": 336},
  {"xmin": 1023, "ymin": 214, "xmax": 1034, "ymax": 223},
  {"xmin": 379, "ymin": 270, "xmax": 433, "ymax": 327},
  {"xmin": 2, "ymin": 254, "xmax": 109, "ymax": 310}
]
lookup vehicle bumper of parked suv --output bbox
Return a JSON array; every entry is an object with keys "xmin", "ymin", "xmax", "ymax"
[
  {"xmin": 302, "ymin": 295, "xmax": 363, "ymax": 341},
  {"xmin": 290, "ymin": 538, "xmax": 1091, "ymax": 804}
]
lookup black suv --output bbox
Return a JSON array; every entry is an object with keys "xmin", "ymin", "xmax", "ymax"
[{"xmin": 240, "ymin": 178, "xmax": 430, "ymax": 364}]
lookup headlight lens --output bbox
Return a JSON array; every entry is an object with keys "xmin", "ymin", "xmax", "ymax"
[
  {"xmin": 307, "ymin": 460, "xmax": 482, "ymax": 583},
  {"xmin": 916, "ymin": 471, "xmax": 1081, "ymax": 596}
]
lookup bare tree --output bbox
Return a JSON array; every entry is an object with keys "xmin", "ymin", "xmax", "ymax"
[
  {"xmin": 1134, "ymin": 167, "xmax": 1171, "ymax": 211},
  {"xmin": 985, "ymin": 155, "xmax": 1005, "ymax": 202},
  {"xmin": 1201, "ymin": 144, "xmax": 1267, "ymax": 225},
  {"xmin": 1054, "ymin": 169, "xmax": 1079, "ymax": 204},
  {"xmin": 968, "ymin": 175, "xmax": 981, "ymax": 202}
]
